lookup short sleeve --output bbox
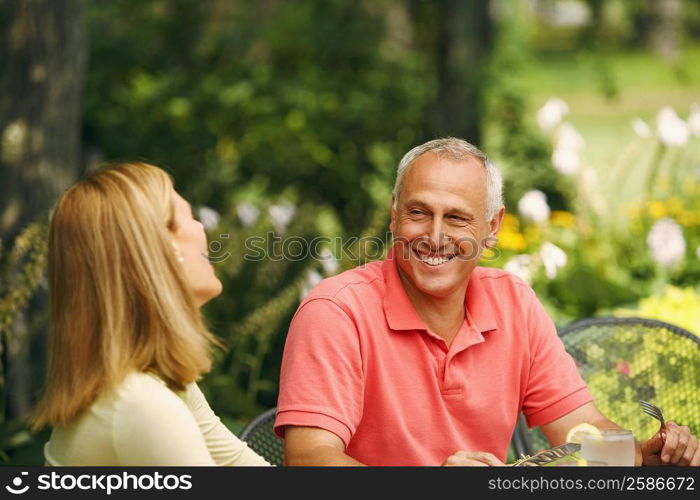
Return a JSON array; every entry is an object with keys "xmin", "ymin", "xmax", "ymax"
[
  {"xmin": 274, "ymin": 298, "xmax": 365, "ymax": 448},
  {"xmin": 183, "ymin": 383, "xmax": 271, "ymax": 466},
  {"xmin": 112, "ymin": 377, "xmax": 216, "ymax": 466},
  {"xmin": 520, "ymin": 289, "xmax": 593, "ymax": 428}
]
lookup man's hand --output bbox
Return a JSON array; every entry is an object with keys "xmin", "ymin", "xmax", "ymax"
[
  {"xmin": 442, "ymin": 451, "xmax": 504, "ymax": 466},
  {"xmin": 640, "ymin": 421, "xmax": 700, "ymax": 466}
]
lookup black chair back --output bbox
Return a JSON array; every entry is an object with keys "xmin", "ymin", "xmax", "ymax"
[{"xmin": 239, "ymin": 407, "xmax": 284, "ymax": 466}]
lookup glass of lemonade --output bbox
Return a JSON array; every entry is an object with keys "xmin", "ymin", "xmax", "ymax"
[{"xmin": 581, "ymin": 429, "xmax": 636, "ymax": 466}]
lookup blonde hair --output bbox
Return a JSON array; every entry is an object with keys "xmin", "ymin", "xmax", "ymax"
[{"xmin": 32, "ymin": 162, "xmax": 221, "ymax": 429}]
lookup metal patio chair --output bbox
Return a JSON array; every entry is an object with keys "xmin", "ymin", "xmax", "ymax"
[
  {"xmin": 239, "ymin": 407, "xmax": 284, "ymax": 466},
  {"xmin": 510, "ymin": 317, "xmax": 700, "ymax": 457}
]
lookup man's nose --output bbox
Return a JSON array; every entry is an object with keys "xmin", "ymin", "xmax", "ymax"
[{"xmin": 427, "ymin": 218, "xmax": 448, "ymax": 248}]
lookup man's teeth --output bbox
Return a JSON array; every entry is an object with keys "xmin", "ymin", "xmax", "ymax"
[{"xmin": 417, "ymin": 253, "xmax": 453, "ymax": 266}]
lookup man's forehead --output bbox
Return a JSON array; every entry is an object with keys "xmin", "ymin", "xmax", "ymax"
[
  {"xmin": 414, "ymin": 149, "xmax": 485, "ymax": 167},
  {"xmin": 403, "ymin": 155, "xmax": 486, "ymax": 195}
]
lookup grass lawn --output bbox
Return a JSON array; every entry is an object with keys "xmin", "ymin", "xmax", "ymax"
[{"xmin": 520, "ymin": 45, "xmax": 700, "ymax": 196}]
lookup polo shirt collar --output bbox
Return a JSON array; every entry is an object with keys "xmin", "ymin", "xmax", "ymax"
[
  {"xmin": 463, "ymin": 266, "xmax": 499, "ymax": 334},
  {"xmin": 382, "ymin": 248, "xmax": 499, "ymax": 334},
  {"xmin": 382, "ymin": 249, "xmax": 427, "ymax": 331}
]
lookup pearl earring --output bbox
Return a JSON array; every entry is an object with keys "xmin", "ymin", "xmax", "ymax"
[{"xmin": 177, "ymin": 256, "xmax": 184, "ymax": 263}]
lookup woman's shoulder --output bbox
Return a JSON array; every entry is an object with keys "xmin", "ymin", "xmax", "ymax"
[
  {"xmin": 112, "ymin": 372, "xmax": 187, "ymax": 415},
  {"xmin": 118, "ymin": 371, "xmax": 169, "ymax": 392}
]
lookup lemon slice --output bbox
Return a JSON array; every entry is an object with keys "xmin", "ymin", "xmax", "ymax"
[{"xmin": 566, "ymin": 423, "xmax": 602, "ymax": 444}]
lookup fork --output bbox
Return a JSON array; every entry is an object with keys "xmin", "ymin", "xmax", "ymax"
[{"xmin": 639, "ymin": 400, "xmax": 666, "ymax": 432}]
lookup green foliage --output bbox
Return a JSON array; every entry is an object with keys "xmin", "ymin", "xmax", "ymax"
[
  {"xmin": 84, "ymin": 0, "xmax": 429, "ymax": 232},
  {"xmin": 616, "ymin": 286, "xmax": 700, "ymax": 335},
  {"xmin": 0, "ymin": 220, "xmax": 48, "ymax": 464},
  {"xmin": 0, "ymin": 221, "xmax": 48, "ymax": 339}
]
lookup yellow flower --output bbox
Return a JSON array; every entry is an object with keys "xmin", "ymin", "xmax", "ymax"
[
  {"xmin": 677, "ymin": 210, "xmax": 696, "ymax": 227},
  {"xmin": 501, "ymin": 213, "xmax": 520, "ymax": 231},
  {"xmin": 550, "ymin": 210, "xmax": 576, "ymax": 228},
  {"xmin": 647, "ymin": 201, "xmax": 667, "ymax": 219},
  {"xmin": 496, "ymin": 214, "xmax": 528, "ymax": 251},
  {"xmin": 498, "ymin": 226, "xmax": 527, "ymax": 251},
  {"xmin": 667, "ymin": 197, "xmax": 683, "ymax": 214}
]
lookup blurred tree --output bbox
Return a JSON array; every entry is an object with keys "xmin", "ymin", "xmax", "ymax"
[
  {"xmin": 649, "ymin": 0, "xmax": 682, "ymax": 62},
  {"xmin": 579, "ymin": 0, "xmax": 617, "ymax": 99},
  {"xmin": 410, "ymin": 0, "xmax": 492, "ymax": 144},
  {"xmin": 0, "ymin": 0, "xmax": 84, "ymax": 424},
  {"xmin": 0, "ymin": 0, "xmax": 83, "ymax": 248}
]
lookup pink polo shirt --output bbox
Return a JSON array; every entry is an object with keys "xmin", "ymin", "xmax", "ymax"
[{"xmin": 274, "ymin": 250, "xmax": 592, "ymax": 465}]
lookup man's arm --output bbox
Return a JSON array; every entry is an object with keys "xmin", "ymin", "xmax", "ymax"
[
  {"xmin": 284, "ymin": 426, "xmax": 364, "ymax": 466},
  {"xmin": 284, "ymin": 426, "xmax": 505, "ymax": 466},
  {"xmin": 539, "ymin": 402, "xmax": 618, "ymax": 447},
  {"xmin": 540, "ymin": 401, "xmax": 700, "ymax": 466}
]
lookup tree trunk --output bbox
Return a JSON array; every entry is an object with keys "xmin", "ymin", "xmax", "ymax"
[
  {"xmin": 0, "ymin": 0, "xmax": 84, "ymax": 419},
  {"xmin": 431, "ymin": 0, "xmax": 492, "ymax": 145},
  {"xmin": 649, "ymin": 0, "xmax": 682, "ymax": 62}
]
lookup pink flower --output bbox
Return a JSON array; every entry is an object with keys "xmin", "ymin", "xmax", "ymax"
[{"xmin": 615, "ymin": 361, "xmax": 630, "ymax": 377}]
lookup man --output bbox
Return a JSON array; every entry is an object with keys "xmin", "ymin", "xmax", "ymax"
[{"xmin": 274, "ymin": 137, "xmax": 699, "ymax": 466}]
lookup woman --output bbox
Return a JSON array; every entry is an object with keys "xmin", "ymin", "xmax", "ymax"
[{"xmin": 32, "ymin": 162, "xmax": 270, "ymax": 466}]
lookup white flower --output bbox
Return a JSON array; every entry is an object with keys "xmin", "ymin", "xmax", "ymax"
[
  {"xmin": 299, "ymin": 268, "xmax": 323, "ymax": 300},
  {"xmin": 268, "ymin": 203, "xmax": 296, "ymax": 234},
  {"xmin": 504, "ymin": 255, "xmax": 533, "ymax": 284},
  {"xmin": 236, "ymin": 202, "xmax": 260, "ymax": 227},
  {"xmin": 518, "ymin": 190, "xmax": 550, "ymax": 224},
  {"xmin": 536, "ymin": 98, "xmax": 569, "ymax": 134},
  {"xmin": 555, "ymin": 122, "xmax": 585, "ymax": 151},
  {"xmin": 657, "ymin": 106, "xmax": 689, "ymax": 147},
  {"xmin": 551, "ymin": 147, "xmax": 580, "ymax": 175},
  {"xmin": 688, "ymin": 103, "xmax": 700, "ymax": 137},
  {"xmin": 319, "ymin": 248, "xmax": 340, "ymax": 275},
  {"xmin": 581, "ymin": 165, "xmax": 599, "ymax": 185},
  {"xmin": 647, "ymin": 218, "xmax": 686, "ymax": 270},
  {"xmin": 539, "ymin": 242, "xmax": 567, "ymax": 280},
  {"xmin": 197, "ymin": 206, "xmax": 220, "ymax": 230},
  {"xmin": 632, "ymin": 117, "xmax": 651, "ymax": 138},
  {"xmin": 551, "ymin": 123, "xmax": 584, "ymax": 175}
]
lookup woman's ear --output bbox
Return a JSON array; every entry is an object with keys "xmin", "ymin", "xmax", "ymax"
[{"xmin": 172, "ymin": 241, "xmax": 184, "ymax": 263}]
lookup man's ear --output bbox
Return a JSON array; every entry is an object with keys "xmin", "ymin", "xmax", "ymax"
[{"xmin": 485, "ymin": 206, "xmax": 505, "ymax": 248}]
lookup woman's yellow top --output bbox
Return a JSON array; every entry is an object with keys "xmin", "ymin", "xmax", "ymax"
[{"xmin": 44, "ymin": 372, "xmax": 271, "ymax": 466}]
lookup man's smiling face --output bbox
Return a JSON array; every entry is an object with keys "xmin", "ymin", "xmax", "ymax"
[{"xmin": 390, "ymin": 151, "xmax": 503, "ymax": 300}]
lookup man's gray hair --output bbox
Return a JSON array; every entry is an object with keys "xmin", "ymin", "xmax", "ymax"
[{"xmin": 392, "ymin": 137, "xmax": 504, "ymax": 219}]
